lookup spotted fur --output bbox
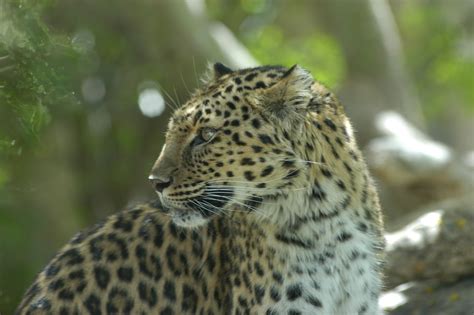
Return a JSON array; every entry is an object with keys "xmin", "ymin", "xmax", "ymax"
[{"xmin": 17, "ymin": 64, "xmax": 384, "ymax": 315}]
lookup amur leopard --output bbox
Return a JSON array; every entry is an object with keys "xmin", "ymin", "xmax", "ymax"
[{"xmin": 17, "ymin": 63, "xmax": 384, "ymax": 315}]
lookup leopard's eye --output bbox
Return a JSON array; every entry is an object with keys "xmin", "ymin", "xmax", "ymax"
[
  {"xmin": 191, "ymin": 127, "xmax": 217, "ymax": 147},
  {"xmin": 201, "ymin": 127, "xmax": 217, "ymax": 142}
]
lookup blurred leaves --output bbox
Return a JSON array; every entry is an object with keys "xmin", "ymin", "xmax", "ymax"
[
  {"xmin": 397, "ymin": 2, "xmax": 474, "ymax": 116},
  {"xmin": 0, "ymin": 0, "xmax": 78, "ymax": 156},
  {"xmin": 244, "ymin": 25, "xmax": 345, "ymax": 87}
]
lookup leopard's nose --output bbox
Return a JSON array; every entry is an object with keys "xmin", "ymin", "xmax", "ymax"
[{"xmin": 148, "ymin": 175, "xmax": 173, "ymax": 193}]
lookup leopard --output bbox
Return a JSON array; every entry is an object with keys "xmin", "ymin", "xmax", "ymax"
[{"xmin": 16, "ymin": 63, "xmax": 385, "ymax": 315}]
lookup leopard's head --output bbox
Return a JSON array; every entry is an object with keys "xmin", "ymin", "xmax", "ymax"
[{"xmin": 149, "ymin": 63, "xmax": 327, "ymax": 227}]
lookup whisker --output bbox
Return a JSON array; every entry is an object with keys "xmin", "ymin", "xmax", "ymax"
[{"xmin": 202, "ymin": 193, "xmax": 271, "ymax": 218}]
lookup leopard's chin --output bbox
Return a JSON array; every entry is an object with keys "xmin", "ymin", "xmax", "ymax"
[{"xmin": 170, "ymin": 210, "xmax": 210, "ymax": 228}]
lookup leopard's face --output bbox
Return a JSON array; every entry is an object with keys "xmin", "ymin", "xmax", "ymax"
[{"xmin": 150, "ymin": 64, "xmax": 313, "ymax": 227}]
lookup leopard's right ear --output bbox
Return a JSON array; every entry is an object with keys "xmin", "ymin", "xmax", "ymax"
[{"xmin": 257, "ymin": 65, "xmax": 313, "ymax": 125}]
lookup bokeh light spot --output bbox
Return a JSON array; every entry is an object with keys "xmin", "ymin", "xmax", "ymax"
[{"xmin": 138, "ymin": 88, "xmax": 165, "ymax": 118}]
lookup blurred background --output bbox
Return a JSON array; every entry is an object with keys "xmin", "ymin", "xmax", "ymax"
[{"xmin": 0, "ymin": 0, "xmax": 473, "ymax": 313}]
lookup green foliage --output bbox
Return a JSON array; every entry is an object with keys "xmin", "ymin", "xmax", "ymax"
[
  {"xmin": 0, "ymin": 5, "xmax": 78, "ymax": 311},
  {"xmin": 398, "ymin": 2, "xmax": 474, "ymax": 116},
  {"xmin": 244, "ymin": 25, "xmax": 345, "ymax": 87},
  {"xmin": 0, "ymin": 0, "xmax": 78, "ymax": 157}
]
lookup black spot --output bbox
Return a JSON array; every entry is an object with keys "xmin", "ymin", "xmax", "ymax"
[
  {"xmin": 182, "ymin": 284, "xmax": 198, "ymax": 312},
  {"xmin": 312, "ymin": 183, "xmax": 327, "ymax": 201},
  {"xmin": 238, "ymin": 296, "xmax": 248, "ymax": 307},
  {"xmin": 255, "ymin": 81, "xmax": 267, "ymax": 89},
  {"xmin": 258, "ymin": 134, "xmax": 274, "ymax": 145},
  {"xmin": 58, "ymin": 248, "xmax": 84, "ymax": 266},
  {"xmin": 341, "ymin": 196, "xmax": 351, "ymax": 209},
  {"xmin": 336, "ymin": 180, "xmax": 346, "ymax": 190},
  {"xmin": 117, "ymin": 267, "xmax": 133, "ymax": 282},
  {"xmin": 288, "ymin": 310, "xmax": 302, "ymax": 315},
  {"xmin": 282, "ymin": 159, "xmax": 295, "ymax": 168},
  {"xmin": 343, "ymin": 162, "xmax": 353, "ymax": 173},
  {"xmin": 84, "ymin": 294, "xmax": 101, "ymax": 315},
  {"xmin": 94, "ymin": 266, "xmax": 110, "ymax": 290},
  {"xmin": 58, "ymin": 288, "xmax": 74, "ymax": 300},
  {"xmin": 287, "ymin": 283, "xmax": 302, "ymax": 301},
  {"xmin": 254, "ymin": 285, "xmax": 265, "ymax": 304},
  {"xmin": 357, "ymin": 222, "xmax": 368, "ymax": 232},
  {"xmin": 226, "ymin": 102, "xmax": 236, "ymax": 110},
  {"xmin": 110, "ymin": 233, "xmax": 129, "ymax": 257},
  {"xmin": 284, "ymin": 169, "xmax": 300, "ymax": 180},
  {"xmin": 44, "ymin": 264, "xmax": 60, "ymax": 278},
  {"xmin": 106, "ymin": 288, "xmax": 134, "ymax": 314},
  {"xmin": 113, "ymin": 216, "xmax": 133, "ymax": 232},
  {"xmin": 251, "ymin": 145, "xmax": 263, "ymax": 153},
  {"xmin": 266, "ymin": 308, "xmax": 278, "ymax": 315},
  {"xmin": 254, "ymin": 262, "xmax": 265, "ymax": 277},
  {"xmin": 230, "ymin": 119, "xmax": 240, "ymax": 126},
  {"xmin": 89, "ymin": 236, "xmax": 105, "ymax": 261},
  {"xmin": 306, "ymin": 296, "xmax": 323, "ymax": 307},
  {"xmin": 337, "ymin": 232, "xmax": 353, "ymax": 242},
  {"xmin": 154, "ymin": 223, "xmax": 164, "ymax": 248},
  {"xmin": 324, "ymin": 118, "xmax": 337, "ymax": 131},
  {"xmin": 321, "ymin": 168, "xmax": 332, "ymax": 178},
  {"xmin": 69, "ymin": 270, "xmax": 85, "ymax": 280},
  {"xmin": 272, "ymin": 271, "xmax": 284, "ymax": 284},
  {"xmin": 275, "ymin": 233, "xmax": 313, "ymax": 249},
  {"xmin": 244, "ymin": 195, "xmax": 263, "ymax": 211},
  {"xmin": 207, "ymin": 253, "xmax": 216, "ymax": 273},
  {"xmin": 261, "ymin": 165, "xmax": 274, "ymax": 177},
  {"xmin": 241, "ymin": 157, "xmax": 255, "ymax": 166},
  {"xmin": 232, "ymin": 133, "xmax": 246, "ymax": 146},
  {"xmin": 245, "ymin": 72, "xmax": 258, "ymax": 81},
  {"xmin": 164, "ymin": 280, "xmax": 176, "ymax": 301},
  {"xmin": 160, "ymin": 306, "xmax": 173, "ymax": 315},
  {"xmin": 251, "ymin": 118, "xmax": 261, "ymax": 129},
  {"xmin": 138, "ymin": 281, "xmax": 158, "ymax": 307},
  {"xmin": 233, "ymin": 77, "xmax": 242, "ymax": 84},
  {"xmin": 358, "ymin": 303, "xmax": 368, "ymax": 314},
  {"xmin": 48, "ymin": 278, "xmax": 65, "ymax": 292},
  {"xmin": 270, "ymin": 287, "xmax": 281, "ymax": 302},
  {"xmin": 244, "ymin": 171, "xmax": 255, "ymax": 181}
]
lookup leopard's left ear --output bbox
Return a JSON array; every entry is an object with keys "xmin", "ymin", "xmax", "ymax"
[
  {"xmin": 201, "ymin": 62, "xmax": 234, "ymax": 84},
  {"xmin": 213, "ymin": 62, "xmax": 233, "ymax": 78},
  {"xmin": 260, "ymin": 65, "xmax": 313, "ymax": 121}
]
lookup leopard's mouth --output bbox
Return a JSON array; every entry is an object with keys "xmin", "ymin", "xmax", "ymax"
[{"xmin": 159, "ymin": 185, "xmax": 235, "ymax": 226}]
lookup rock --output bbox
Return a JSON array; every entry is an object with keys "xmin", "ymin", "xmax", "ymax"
[
  {"xmin": 380, "ymin": 277, "xmax": 474, "ymax": 315},
  {"xmin": 384, "ymin": 197, "xmax": 474, "ymax": 289},
  {"xmin": 366, "ymin": 111, "xmax": 474, "ymax": 227}
]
